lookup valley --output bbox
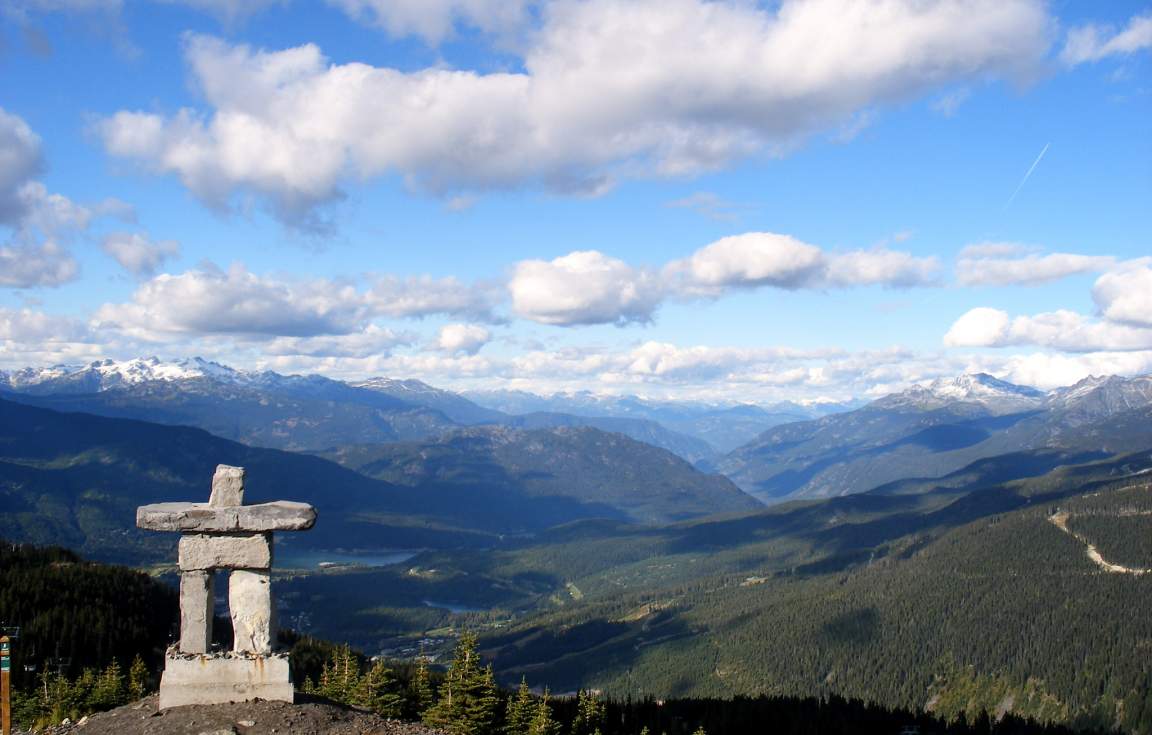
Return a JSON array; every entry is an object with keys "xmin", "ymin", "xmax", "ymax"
[{"xmin": 2, "ymin": 358, "xmax": 1151, "ymax": 731}]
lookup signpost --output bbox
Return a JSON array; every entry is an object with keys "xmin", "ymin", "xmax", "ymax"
[{"xmin": 1, "ymin": 634, "xmax": 11, "ymax": 735}]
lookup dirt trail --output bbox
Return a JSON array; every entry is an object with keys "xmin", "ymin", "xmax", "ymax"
[{"xmin": 1048, "ymin": 511, "xmax": 1150, "ymax": 576}]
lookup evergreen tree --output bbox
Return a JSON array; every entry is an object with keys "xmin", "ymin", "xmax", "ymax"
[
  {"xmin": 356, "ymin": 659, "xmax": 404, "ymax": 718},
  {"xmin": 409, "ymin": 646, "xmax": 435, "ymax": 719},
  {"xmin": 128, "ymin": 655, "xmax": 149, "ymax": 700},
  {"xmin": 571, "ymin": 689, "xmax": 606, "ymax": 735},
  {"xmin": 505, "ymin": 677, "xmax": 534, "ymax": 735},
  {"xmin": 88, "ymin": 660, "xmax": 125, "ymax": 711},
  {"xmin": 527, "ymin": 689, "xmax": 561, "ymax": 735},
  {"xmin": 424, "ymin": 632, "xmax": 498, "ymax": 735}
]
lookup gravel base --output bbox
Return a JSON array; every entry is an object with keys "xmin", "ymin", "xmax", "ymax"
[{"xmin": 26, "ymin": 695, "xmax": 444, "ymax": 735}]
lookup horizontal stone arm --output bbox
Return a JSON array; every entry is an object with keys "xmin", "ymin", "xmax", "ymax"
[{"xmin": 137, "ymin": 501, "xmax": 316, "ymax": 532}]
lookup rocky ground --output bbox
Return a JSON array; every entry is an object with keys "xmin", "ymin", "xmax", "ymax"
[{"xmin": 25, "ymin": 695, "xmax": 443, "ymax": 735}]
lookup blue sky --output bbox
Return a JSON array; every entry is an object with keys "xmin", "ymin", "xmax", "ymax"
[{"xmin": 1, "ymin": 0, "xmax": 1150, "ymax": 402}]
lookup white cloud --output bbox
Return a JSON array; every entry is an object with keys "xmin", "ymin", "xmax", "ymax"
[
  {"xmin": 1092, "ymin": 261, "xmax": 1152, "ymax": 328},
  {"xmin": 666, "ymin": 233, "xmax": 825, "ymax": 294},
  {"xmin": 327, "ymin": 0, "xmax": 530, "ymax": 44},
  {"xmin": 437, "ymin": 323, "xmax": 491, "ymax": 355},
  {"xmin": 666, "ymin": 233, "xmax": 938, "ymax": 296},
  {"xmin": 98, "ymin": 0, "xmax": 1052, "ymax": 224},
  {"xmin": 366, "ymin": 275, "xmax": 501, "ymax": 322},
  {"xmin": 945, "ymin": 306, "xmax": 1152, "ymax": 352},
  {"xmin": 93, "ymin": 262, "xmax": 371, "ymax": 338},
  {"xmin": 999, "ymin": 351, "xmax": 1152, "ymax": 391},
  {"xmin": 944, "ymin": 307, "xmax": 1012, "ymax": 347},
  {"xmin": 1061, "ymin": 12, "xmax": 1152, "ymax": 65},
  {"xmin": 956, "ymin": 243, "xmax": 1116, "ymax": 285},
  {"xmin": 101, "ymin": 231, "xmax": 181, "ymax": 277},
  {"xmin": 510, "ymin": 250, "xmax": 663, "ymax": 326},
  {"xmin": 0, "ymin": 239, "xmax": 79, "ymax": 288},
  {"xmin": 1, "ymin": 108, "xmax": 138, "ymax": 289},
  {"xmin": 93, "ymin": 262, "xmax": 503, "ymax": 341},
  {"xmin": 0, "ymin": 109, "xmax": 44, "ymax": 225},
  {"xmin": 0, "ymin": 307, "xmax": 87, "ymax": 342},
  {"xmin": 509, "ymin": 234, "xmax": 939, "ymax": 326},
  {"xmin": 825, "ymin": 247, "xmax": 941, "ymax": 287}
]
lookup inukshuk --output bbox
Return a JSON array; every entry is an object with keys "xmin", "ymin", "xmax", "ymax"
[{"xmin": 136, "ymin": 464, "xmax": 317, "ymax": 709}]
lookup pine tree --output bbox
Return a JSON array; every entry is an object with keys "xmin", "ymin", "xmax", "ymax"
[
  {"xmin": 409, "ymin": 648, "xmax": 434, "ymax": 719},
  {"xmin": 424, "ymin": 632, "xmax": 498, "ymax": 735},
  {"xmin": 505, "ymin": 677, "xmax": 534, "ymax": 735},
  {"xmin": 128, "ymin": 655, "xmax": 149, "ymax": 700},
  {"xmin": 464, "ymin": 664, "xmax": 500, "ymax": 734},
  {"xmin": 527, "ymin": 689, "xmax": 561, "ymax": 735},
  {"xmin": 572, "ymin": 689, "xmax": 606, "ymax": 735},
  {"xmin": 89, "ymin": 660, "xmax": 125, "ymax": 711},
  {"xmin": 356, "ymin": 659, "xmax": 404, "ymax": 717}
]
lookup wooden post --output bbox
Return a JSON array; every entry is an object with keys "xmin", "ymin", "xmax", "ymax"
[{"xmin": 1, "ymin": 635, "xmax": 11, "ymax": 735}]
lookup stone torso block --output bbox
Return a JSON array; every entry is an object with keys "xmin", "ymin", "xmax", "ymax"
[{"xmin": 179, "ymin": 533, "xmax": 272, "ymax": 571}]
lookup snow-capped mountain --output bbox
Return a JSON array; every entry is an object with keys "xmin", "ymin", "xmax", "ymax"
[
  {"xmin": 872, "ymin": 372, "xmax": 1045, "ymax": 415},
  {"xmin": 1046, "ymin": 374, "xmax": 1152, "ymax": 422},
  {"xmin": 0, "ymin": 357, "xmax": 247, "ymax": 394}
]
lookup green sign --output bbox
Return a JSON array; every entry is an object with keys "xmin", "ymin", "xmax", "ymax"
[
  {"xmin": 0, "ymin": 641, "xmax": 8, "ymax": 652},
  {"xmin": 1, "ymin": 658, "xmax": 9, "ymax": 672}
]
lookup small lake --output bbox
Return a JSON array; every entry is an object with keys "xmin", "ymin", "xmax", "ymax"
[{"xmin": 277, "ymin": 548, "xmax": 421, "ymax": 570}]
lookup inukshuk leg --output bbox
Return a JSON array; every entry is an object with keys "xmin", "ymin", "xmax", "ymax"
[
  {"xmin": 229, "ymin": 569, "xmax": 272, "ymax": 654},
  {"xmin": 179, "ymin": 570, "xmax": 214, "ymax": 654}
]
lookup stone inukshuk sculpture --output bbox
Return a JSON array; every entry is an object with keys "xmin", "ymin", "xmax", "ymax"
[{"xmin": 136, "ymin": 464, "xmax": 317, "ymax": 709}]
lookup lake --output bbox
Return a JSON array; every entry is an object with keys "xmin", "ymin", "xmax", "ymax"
[{"xmin": 276, "ymin": 548, "xmax": 421, "ymax": 570}]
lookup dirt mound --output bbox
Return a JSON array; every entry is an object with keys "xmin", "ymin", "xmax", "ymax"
[{"xmin": 31, "ymin": 695, "xmax": 442, "ymax": 735}]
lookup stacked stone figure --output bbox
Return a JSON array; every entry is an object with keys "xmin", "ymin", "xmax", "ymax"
[{"xmin": 137, "ymin": 465, "xmax": 317, "ymax": 709}]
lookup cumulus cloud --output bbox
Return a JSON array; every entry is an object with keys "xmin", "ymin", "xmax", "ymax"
[
  {"xmin": 945, "ymin": 306, "xmax": 1152, "ymax": 352},
  {"xmin": 1061, "ymin": 12, "xmax": 1152, "ymax": 65},
  {"xmin": 93, "ymin": 262, "xmax": 503, "ymax": 342},
  {"xmin": 0, "ymin": 306, "xmax": 88, "ymax": 342},
  {"xmin": 1092, "ymin": 261, "xmax": 1152, "ymax": 328},
  {"xmin": 510, "ymin": 233, "xmax": 939, "ymax": 326},
  {"xmin": 1, "ymin": 108, "xmax": 139, "ymax": 289},
  {"xmin": 437, "ymin": 323, "xmax": 491, "ymax": 355},
  {"xmin": 510, "ymin": 250, "xmax": 664, "ymax": 326},
  {"xmin": 101, "ymin": 231, "xmax": 181, "ymax": 277},
  {"xmin": 667, "ymin": 234, "xmax": 939, "ymax": 295},
  {"xmin": 666, "ymin": 233, "xmax": 825, "ymax": 295},
  {"xmin": 0, "ymin": 109, "xmax": 44, "ymax": 225},
  {"xmin": 98, "ymin": 0, "xmax": 1052, "ymax": 225},
  {"xmin": 0, "ymin": 240, "xmax": 79, "ymax": 288},
  {"xmin": 956, "ymin": 243, "xmax": 1116, "ymax": 286},
  {"xmin": 93, "ymin": 262, "xmax": 371, "ymax": 338}
]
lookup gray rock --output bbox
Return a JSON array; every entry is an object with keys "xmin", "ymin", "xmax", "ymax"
[
  {"xmin": 209, "ymin": 465, "xmax": 245, "ymax": 508},
  {"xmin": 179, "ymin": 533, "xmax": 272, "ymax": 571},
  {"xmin": 137, "ymin": 502, "xmax": 316, "ymax": 533},
  {"xmin": 157, "ymin": 652, "xmax": 292, "ymax": 709},
  {"xmin": 229, "ymin": 570, "xmax": 272, "ymax": 655},
  {"xmin": 179, "ymin": 571, "xmax": 213, "ymax": 654}
]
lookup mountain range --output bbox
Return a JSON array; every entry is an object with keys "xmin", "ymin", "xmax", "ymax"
[{"xmin": 719, "ymin": 372, "xmax": 1152, "ymax": 503}]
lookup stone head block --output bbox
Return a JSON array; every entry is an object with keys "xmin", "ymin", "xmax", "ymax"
[{"xmin": 210, "ymin": 465, "xmax": 246, "ymax": 507}]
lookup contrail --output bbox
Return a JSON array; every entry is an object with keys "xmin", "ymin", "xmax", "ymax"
[{"xmin": 1005, "ymin": 142, "xmax": 1049, "ymax": 209}]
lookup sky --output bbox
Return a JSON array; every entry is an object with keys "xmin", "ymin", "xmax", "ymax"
[{"xmin": 0, "ymin": 0, "xmax": 1150, "ymax": 403}]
